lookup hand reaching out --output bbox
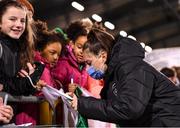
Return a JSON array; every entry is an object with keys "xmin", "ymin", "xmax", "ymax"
[
  {"xmin": 18, "ymin": 62, "xmax": 46, "ymax": 90},
  {"xmin": 18, "ymin": 62, "xmax": 35, "ymax": 77},
  {"xmin": 66, "ymin": 92, "xmax": 78, "ymax": 110}
]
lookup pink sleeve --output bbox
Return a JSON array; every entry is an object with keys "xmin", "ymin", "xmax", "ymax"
[
  {"xmin": 52, "ymin": 61, "xmax": 68, "ymax": 85},
  {"xmin": 40, "ymin": 68, "xmax": 52, "ymax": 86}
]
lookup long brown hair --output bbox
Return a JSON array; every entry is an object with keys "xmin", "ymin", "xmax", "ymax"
[
  {"xmin": 0, "ymin": 0, "xmax": 35, "ymax": 69},
  {"xmin": 83, "ymin": 27, "xmax": 115, "ymax": 64}
]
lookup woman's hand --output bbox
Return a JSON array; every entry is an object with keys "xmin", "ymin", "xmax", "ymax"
[
  {"xmin": 66, "ymin": 92, "xmax": 78, "ymax": 110},
  {"xmin": 92, "ymin": 55, "xmax": 107, "ymax": 71}
]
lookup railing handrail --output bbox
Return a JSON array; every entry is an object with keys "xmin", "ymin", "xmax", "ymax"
[{"xmin": 0, "ymin": 92, "xmax": 45, "ymax": 103}]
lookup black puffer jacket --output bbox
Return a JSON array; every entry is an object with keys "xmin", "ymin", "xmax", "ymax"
[
  {"xmin": 0, "ymin": 34, "xmax": 43, "ymax": 96},
  {"xmin": 78, "ymin": 37, "xmax": 180, "ymax": 127}
]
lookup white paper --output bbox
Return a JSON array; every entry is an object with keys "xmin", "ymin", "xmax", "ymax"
[
  {"xmin": 45, "ymin": 85, "xmax": 73, "ymax": 100},
  {"xmin": 41, "ymin": 85, "xmax": 73, "ymax": 109}
]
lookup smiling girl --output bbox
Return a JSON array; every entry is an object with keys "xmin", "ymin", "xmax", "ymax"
[{"xmin": 0, "ymin": 0, "xmax": 44, "ymax": 95}]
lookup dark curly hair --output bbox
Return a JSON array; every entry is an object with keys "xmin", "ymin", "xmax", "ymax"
[
  {"xmin": 35, "ymin": 31, "xmax": 67, "ymax": 55},
  {"xmin": 66, "ymin": 20, "xmax": 88, "ymax": 42}
]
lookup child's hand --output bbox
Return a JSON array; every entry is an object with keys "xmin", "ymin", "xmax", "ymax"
[
  {"xmin": 18, "ymin": 62, "xmax": 35, "ymax": 77},
  {"xmin": 68, "ymin": 83, "xmax": 78, "ymax": 93},
  {"xmin": 35, "ymin": 80, "xmax": 46, "ymax": 90}
]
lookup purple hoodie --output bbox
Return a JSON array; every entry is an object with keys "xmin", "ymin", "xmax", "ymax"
[{"xmin": 52, "ymin": 45, "xmax": 88, "ymax": 92}]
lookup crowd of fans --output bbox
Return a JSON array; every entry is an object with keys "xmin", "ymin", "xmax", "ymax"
[{"xmin": 0, "ymin": 0, "xmax": 180, "ymax": 127}]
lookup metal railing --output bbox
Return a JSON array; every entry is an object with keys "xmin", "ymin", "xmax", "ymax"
[{"xmin": 0, "ymin": 92, "xmax": 45, "ymax": 103}]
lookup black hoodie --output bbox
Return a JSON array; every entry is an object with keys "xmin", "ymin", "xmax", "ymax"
[{"xmin": 78, "ymin": 37, "xmax": 180, "ymax": 127}]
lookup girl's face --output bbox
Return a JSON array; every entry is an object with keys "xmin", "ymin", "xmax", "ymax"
[
  {"xmin": 0, "ymin": 6, "xmax": 26, "ymax": 39},
  {"xmin": 72, "ymin": 35, "xmax": 87, "ymax": 63},
  {"xmin": 41, "ymin": 42, "xmax": 62, "ymax": 68}
]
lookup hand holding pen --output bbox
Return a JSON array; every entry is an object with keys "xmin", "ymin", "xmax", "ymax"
[{"xmin": 68, "ymin": 78, "xmax": 78, "ymax": 93}]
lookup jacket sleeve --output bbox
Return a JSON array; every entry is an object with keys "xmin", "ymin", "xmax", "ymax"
[
  {"xmin": 78, "ymin": 68, "xmax": 155, "ymax": 123},
  {"xmin": 0, "ymin": 43, "xmax": 2, "ymax": 59},
  {"xmin": 40, "ymin": 68, "xmax": 52, "ymax": 85},
  {"xmin": 1, "ymin": 62, "xmax": 45, "ymax": 96},
  {"xmin": 52, "ymin": 60, "xmax": 68, "ymax": 86},
  {"xmin": 1, "ymin": 76, "xmax": 37, "ymax": 96},
  {"xmin": 0, "ymin": 42, "xmax": 45, "ymax": 96}
]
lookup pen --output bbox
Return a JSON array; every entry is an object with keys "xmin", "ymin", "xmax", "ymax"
[
  {"xmin": 4, "ymin": 94, "xmax": 8, "ymax": 105},
  {"xmin": 71, "ymin": 78, "xmax": 74, "ymax": 84}
]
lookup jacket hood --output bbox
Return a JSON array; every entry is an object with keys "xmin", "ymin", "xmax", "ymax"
[
  {"xmin": 108, "ymin": 37, "xmax": 145, "ymax": 72},
  {"xmin": 34, "ymin": 51, "xmax": 51, "ymax": 69},
  {"xmin": 61, "ymin": 45, "xmax": 81, "ymax": 69}
]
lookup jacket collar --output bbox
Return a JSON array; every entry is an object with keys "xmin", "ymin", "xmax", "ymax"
[
  {"xmin": 64, "ymin": 45, "xmax": 86, "ymax": 71},
  {"xmin": 0, "ymin": 32, "xmax": 19, "ymax": 52}
]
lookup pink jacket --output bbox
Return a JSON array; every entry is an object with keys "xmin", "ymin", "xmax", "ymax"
[
  {"xmin": 34, "ymin": 51, "xmax": 58, "ymax": 89},
  {"xmin": 52, "ymin": 45, "xmax": 88, "ymax": 92}
]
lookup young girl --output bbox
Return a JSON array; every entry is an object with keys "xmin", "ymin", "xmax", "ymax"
[
  {"xmin": 52, "ymin": 19, "xmax": 92, "ymax": 127},
  {"xmin": 15, "ymin": 21, "xmax": 67, "ymax": 125},
  {"xmin": 34, "ymin": 25, "xmax": 67, "ymax": 90},
  {"xmin": 0, "ymin": 0, "xmax": 44, "ymax": 95},
  {"xmin": 52, "ymin": 19, "xmax": 89, "ymax": 92}
]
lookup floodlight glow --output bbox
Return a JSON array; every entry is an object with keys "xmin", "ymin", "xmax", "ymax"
[
  {"xmin": 92, "ymin": 14, "xmax": 102, "ymax": 22},
  {"xmin": 147, "ymin": 0, "xmax": 154, "ymax": 2},
  {"xmin": 119, "ymin": 30, "xmax": 127, "ymax": 37},
  {"xmin": 71, "ymin": 1, "xmax": 84, "ymax": 11},
  {"xmin": 104, "ymin": 21, "xmax": 115, "ymax": 30},
  {"xmin": 127, "ymin": 35, "xmax": 136, "ymax": 41}
]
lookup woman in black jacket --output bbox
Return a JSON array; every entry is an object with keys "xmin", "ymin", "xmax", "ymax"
[
  {"xmin": 70, "ymin": 28, "xmax": 180, "ymax": 127},
  {"xmin": 0, "ymin": 0, "xmax": 44, "ymax": 95}
]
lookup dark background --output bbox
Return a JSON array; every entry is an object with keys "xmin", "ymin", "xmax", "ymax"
[{"xmin": 30, "ymin": 0, "xmax": 180, "ymax": 49}]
